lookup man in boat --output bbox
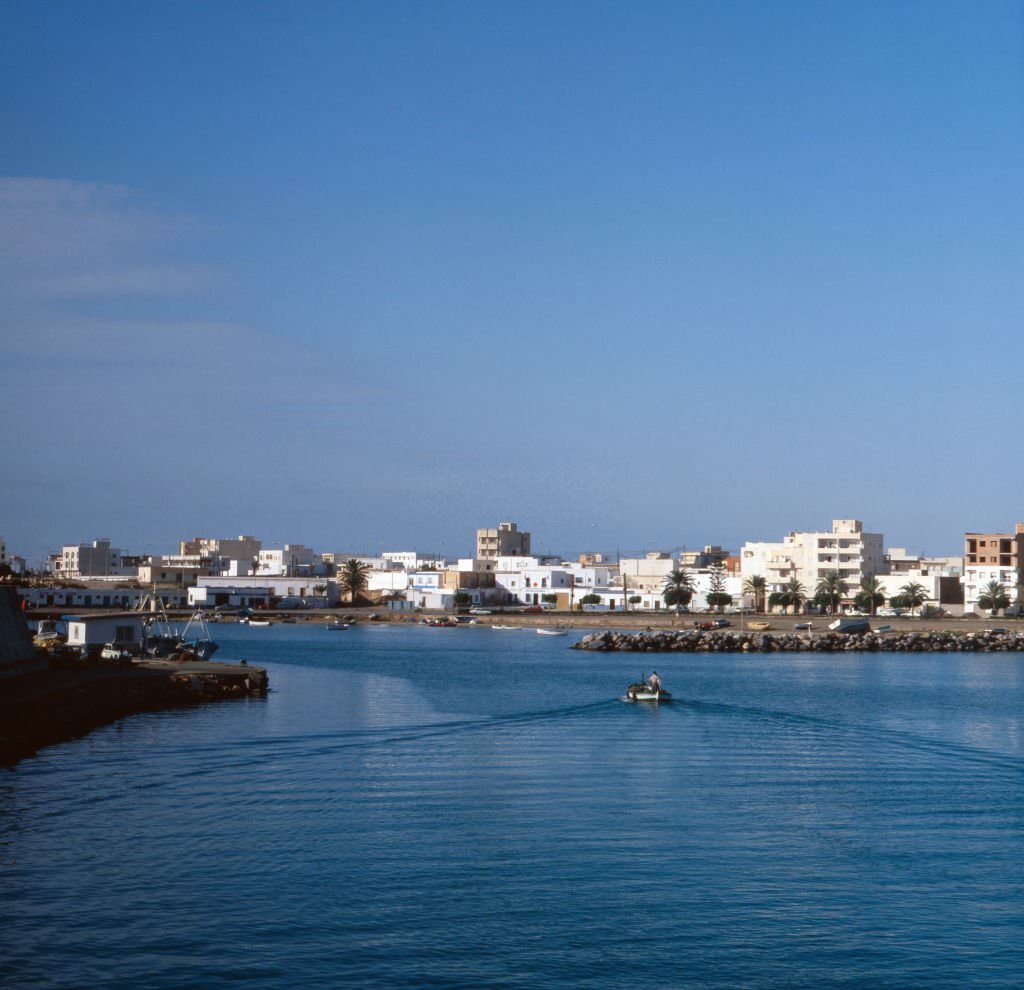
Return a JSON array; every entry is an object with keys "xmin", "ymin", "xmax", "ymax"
[{"xmin": 647, "ymin": 671, "xmax": 662, "ymax": 692}]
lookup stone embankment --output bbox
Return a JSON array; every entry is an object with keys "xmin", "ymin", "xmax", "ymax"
[
  {"xmin": 0, "ymin": 661, "xmax": 268, "ymax": 766},
  {"xmin": 574, "ymin": 629, "xmax": 1024, "ymax": 654}
]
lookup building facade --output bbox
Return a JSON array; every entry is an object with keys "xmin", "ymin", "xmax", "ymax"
[
  {"xmin": 476, "ymin": 521, "xmax": 531, "ymax": 560},
  {"xmin": 741, "ymin": 520, "xmax": 885, "ymax": 607},
  {"xmin": 964, "ymin": 524, "xmax": 1024, "ymax": 612}
]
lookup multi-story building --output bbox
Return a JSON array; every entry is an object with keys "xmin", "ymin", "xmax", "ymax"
[
  {"xmin": 618, "ymin": 552, "xmax": 675, "ymax": 593},
  {"xmin": 964, "ymin": 524, "xmax": 1024, "ymax": 612},
  {"xmin": 476, "ymin": 521, "xmax": 531, "ymax": 560},
  {"xmin": 178, "ymin": 535, "xmax": 262, "ymax": 563},
  {"xmin": 256, "ymin": 544, "xmax": 319, "ymax": 577},
  {"xmin": 741, "ymin": 520, "xmax": 885, "ymax": 607},
  {"xmin": 0, "ymin": 536, "xmax": 7, "ymax": 570},
  {"xmin": 52, "ymin": 539, "xmax": 134, "ymax": 579}
]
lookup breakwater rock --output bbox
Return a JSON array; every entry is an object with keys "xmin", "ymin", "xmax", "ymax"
[{"xmin": 573, "ymin": 629, "xmax": 1024, "ymax": 654}]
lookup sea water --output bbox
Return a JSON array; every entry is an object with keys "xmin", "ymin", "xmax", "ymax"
[{"xmin": 2, "ymin": 623, "xmax": 1023, "ymax": 988}]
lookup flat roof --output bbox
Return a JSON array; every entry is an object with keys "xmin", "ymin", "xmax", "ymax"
[{"xmin": 61, "ymin": 612, "xmax": 146, "ymax": 622}]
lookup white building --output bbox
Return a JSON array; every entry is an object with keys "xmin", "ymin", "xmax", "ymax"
[
  {"xmin": 618, "ymin": 553, "xmax": 676, "ymax": 593},
  {"xmin": 53, "ymin": 539, "xmax": 134, "ymax": 579},
  {"xmin": 741, "ymin": 520, "xmax": 885, "ymax": 607},
  {"xmin": 256, "ymin": 544, "xmax": 320, "ymax": 577},
  {"xmin": 190, "ymin": 575, "xmax": 339, "ymax": 608},
  {"xmin": 495, "ymin": 566, "xmax": 574, "ymax": 605},
  {"xmin": 382, "ymin": 551, "xmax": 444, "ymax": 571}
]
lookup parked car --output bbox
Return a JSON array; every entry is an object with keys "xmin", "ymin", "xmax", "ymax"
[
  {"xmin": 698, "ymin": 618, "xmax": 731, "ymax": 630},
  {"xmin": 794, "ymin": 621, "xmax": 813, "ymax": 631},
  {"xmin": 524, "ymin": 605, "xmax": 543, "ymax": 613}
]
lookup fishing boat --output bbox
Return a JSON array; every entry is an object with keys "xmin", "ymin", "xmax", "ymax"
[
  {"xmin": 177, "ymin": 610, "xmax": 219, "ymax": 660},
  {"xmin": 141, "ymin": 596, "xmax": 218, "ymax": 660},
  {"xmin": 626, "ymin": 676, "xmax": 672, "ymax": 702}
]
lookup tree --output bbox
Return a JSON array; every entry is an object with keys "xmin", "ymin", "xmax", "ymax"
[
  {"xmin": 814, "ymin": 571, "xmax": 847, "ymax": 615},
  {"xmin": 454, "ymin": 592, "xmax": 472, "ymax": 606},
  {"xmin": 579, "ymin": 593, "xmax": 602, "ymax": 607},
  {"xmin": 768, "ymin": 591, "xmax": 786, "ymax": 611},
  {"xmin": 340, "ymin": 559, "xmax": 371, "ymax": 604},
  {"xmin": 662, "ymin": 567, "xmax": 695, "ymax": 613},
  {"xmin": 978, "ymin": 580, "xmax": 1010, "ymax": 616},
  {"xmin": 781, "ymin": 578, "xmax": 806, "ymax": 614},
  {"xmin": 251, "ymin": 556, "xmax": 261, "ymax": 576},
  {"xmin": 628, "ymin": 595, "xmax": 642, "ymax": 605},
  {"xmin": 743, "ymin": 574, "xmax": 767, "ymax": 613},
  {"xmin": 854, "ymin": 575, "xmax": 885, "ymax": 616},
  {"xmin": 705, "ymin": 563, "xmax": 733, "ymax": 612},
  {"xmin": 899, "ymin": 581, "xmax": 928, "ymax": 617}
]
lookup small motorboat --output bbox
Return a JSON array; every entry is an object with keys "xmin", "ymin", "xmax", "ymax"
[
  {"xmin": 536, "ymin": 628, "xmax": 568, "ymax": 636},
  {"xmin": 626, "ymin": 680, "xmax": 672, "ymax": 703},
  {"xmin": 326, "ymin": 621, "xmax": 349, "ymax": 631},
  {"xmin": 248, "ymin": 619, "xmax": 272, "ymax": 628},
  {"xmin": 492, "ymin": 624, "xmax": 519, "ymax": 630}
]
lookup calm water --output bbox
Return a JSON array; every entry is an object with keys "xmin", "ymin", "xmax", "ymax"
[{"xmin": 3, "ymin": 623, "xmax": 1024, "ymax": 988}]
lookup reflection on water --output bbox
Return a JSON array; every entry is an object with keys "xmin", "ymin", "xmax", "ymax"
[{"xmin": 2, "ymin": 624, "xmax": 1024, "ymax": 989}]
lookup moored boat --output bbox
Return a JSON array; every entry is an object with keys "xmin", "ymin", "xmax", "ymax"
[{"xmin": 536, "ymin": 628, "xmax": 568, "ymax": 636}]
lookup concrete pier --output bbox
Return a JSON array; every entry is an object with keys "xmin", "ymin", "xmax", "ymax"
[{"xmin": 0, "ymin": 658, "xmax": 268, "ymax": 765}]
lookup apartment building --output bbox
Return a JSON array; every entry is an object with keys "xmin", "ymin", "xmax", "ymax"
[
  {"xmin": 741, "ymin": 520, "xmax": 885, "ymax": 603},
  {"xmin": 476, "ymin": 521, "xmax": 531, "ymax": 560},
  {"xmin": 52, "ymin": 539, "xmax": 134, "ymax": 579},
  {"xmin": 964, "ymin": 524, "xmax": 1024, "ymax": 611}
]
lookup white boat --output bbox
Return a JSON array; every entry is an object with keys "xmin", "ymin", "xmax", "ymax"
[
  {"xmin": 536, "ymin": 628, "xmax": 568, "ymax": 637},
  {"xmin": 248, "ymin": 619, "xmax": 272, "ymax": 628},
  {"xmin": 492, "ymin": 624, "xmax": 520, "ymax": 630},
  {"xmin": 325, "ymin": 621, "xmax": 349, "ymax": 631}
]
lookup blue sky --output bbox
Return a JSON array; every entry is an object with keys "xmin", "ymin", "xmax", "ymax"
[{"xmin": 2, "ymin": 1, "xmax": 1022, "ymax": 564}]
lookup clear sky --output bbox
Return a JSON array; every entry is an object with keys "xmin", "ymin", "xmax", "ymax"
[{"xmin": 2, "ymin": 1, "xmax": 1022, "ymax": 565}]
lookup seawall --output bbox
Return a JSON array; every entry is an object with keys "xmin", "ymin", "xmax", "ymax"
[
  {"xmin": 573, "ymin": 629, "xmax": 1024, "ymax": 653},
  {"xmin": 0, "ymin": 660, "xmax": 268, "ymax": 766}
]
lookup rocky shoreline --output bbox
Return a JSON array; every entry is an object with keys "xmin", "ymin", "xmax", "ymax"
[{"xmin": 573, "ymin": 629, "xmax": 1024, "ymax": 653}]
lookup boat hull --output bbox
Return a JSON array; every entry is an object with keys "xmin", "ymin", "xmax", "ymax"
[{"xmin": 626, "ymin": 683, "xmax": 672, "ymax": 702}]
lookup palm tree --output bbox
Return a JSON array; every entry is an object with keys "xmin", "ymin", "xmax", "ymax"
[
  {"xmin": 855, "ymin": 575, "xmax": 885, "ymax": 616},
  {"xmin": 899, "ymin": 581, "xmax": 928, "ymax": 617},
  {"xmin": 978, "ymin": 580, "xmax": 1010, "ymax": 617},
  {"xmin": 815, "ymin": 571, "xmax": 847, "ymax": 615},
  {"xmin": 662, "ymin": 567, "xmax": 695, "ymax": 613},
  {"xmin": 251, "ymin": 556, "xmax": 261, "ymax": 576},
  {"xmin": 783, "ymin": 577, "xmax": 806, "ymax": 614},
  {"xmin": 340, "ymin": 559, "xmax": 372, "ymax": 604},
  {"xmin": 743, "ymin": 574, "xmax": 767, "ymax": 613}
]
